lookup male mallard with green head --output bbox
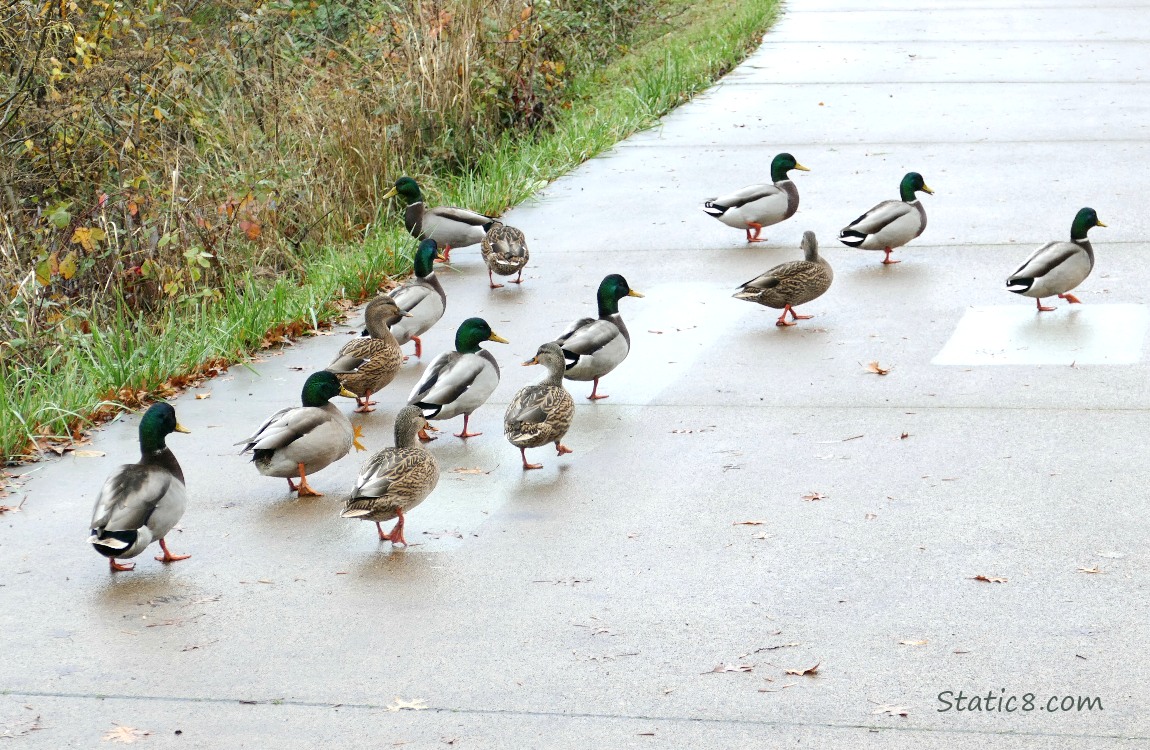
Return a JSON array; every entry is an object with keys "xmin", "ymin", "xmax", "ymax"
[
  {"xmin": 387, "ymin": 239, "xmax": 447, "ymax": 360},
  {"xmin": 704, "ymin": 153, "xmax": 810, "ymax": 243},
  {"xmin": 554, "ymin": 274, "xmax": 643, "ymax": 400},
  {"xmin": 89, "ymin": 402, "xmax": 192, "ymax": 572},
  {"xmin": 409, "ymin": 317, "xmax": 509, "ymax": 440},
  {"xmin": 384, "ymin": 177, "xmax": 494, "ymax": 263},
  {"xmin": 1007, "ymin": 207, "xmax": 1106, "ymax": 311},
  {"xmin": 839, "ymin": 171, "xmax": 933, "ymax": 264},
  {"xmin": 236, "ymin": 371, "xmax": 363, "ymax": 497}
]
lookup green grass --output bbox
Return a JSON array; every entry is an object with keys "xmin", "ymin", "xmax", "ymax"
[{"xmin": 0, "ymin": 0, "xmax": 779, "ymax": 464}]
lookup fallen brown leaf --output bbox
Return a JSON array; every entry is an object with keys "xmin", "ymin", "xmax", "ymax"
[
  {"xmin": 872, "ymin": 704, "xmax": 909, "ymax": 717},
  {"xmin": 451, "ymin": 467, "xmax": 489, "ymax": 475},
  {"xmin": 1078, "ymin": 567, "xmax": 1103, "ymax": 574},
  {"xmin": 195, "ymin": 392, "xmax": 211, "ymax": 400},
  {"xmin": 733, "ymin": 520, "xmax": 765, "ymax": 526},
  {"xmin": 103, "ymin": 725, "xmax": 151, "ymax": 743},
  {"xmin": 385, "ymin": 698, "xmax": 428, "ymax": 712},
  {"xmin": 72, "ymin": 450, "xmax": 106, "ymax": 458},
  {"xmin": 898, "ymin": 639, "xmax": 928, "ymax": 646},
  {"xmin": 899, "ymin": 432, "xmax": 910, "ymax": 439},
  {"xmin": 784, "ymin": 662, "xmax": 820, "ymax": 676},
  {"xmin": 865, "ymin": 361, "xmax": 891, "ymax": 376},
  {"xmin": 971, "ymin": 575, "xmax": 1008, "ymax": 583},
  {"xmin": 801, "ymin": 492, "xmax": 827, "ymax": 501},
  {"xmin": 707, "ymin": 664, "xmax": 753, "ymax": 674}
]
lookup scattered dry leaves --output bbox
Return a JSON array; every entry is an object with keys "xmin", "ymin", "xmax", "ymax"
[
  {"xmin": 103, "ymin": 725, "xmax": 151, "ymax": 743},
  {"xmin": 865, "ymin": 361, "xmax": 891, "ymax": 376},
  {"xmin": 784, "ymin": 662, "xmax": 820, "ymax": 676},
  {"xmin": 971, "ymin": 575, "xmax": 1008, "ymax": 583},
  {"xmin": 0, "ymin": 716, "xmax": 41, "ymax": 739}
]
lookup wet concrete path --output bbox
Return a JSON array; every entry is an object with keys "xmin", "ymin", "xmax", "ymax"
[{"xmin": 5, "ymin": 0, "xmax": 1150, "ymax": 746}]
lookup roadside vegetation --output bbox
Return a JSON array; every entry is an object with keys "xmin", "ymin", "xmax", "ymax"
[{"xmin": 0, "ymin": 0, "xmax": 779, "ymax": 463}]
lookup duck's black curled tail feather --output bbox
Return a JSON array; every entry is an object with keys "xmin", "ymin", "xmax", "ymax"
[{"xmin": 839, "ymin": 228, "xmax": 866, "ymax": 247}]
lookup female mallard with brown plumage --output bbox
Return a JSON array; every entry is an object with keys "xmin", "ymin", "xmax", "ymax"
[
  {"xmin": 504, "ymin": 343, "xmax": 575, "ymax": 470},
  {"xmin": 482, "ymin": 221, "xmax": 529, "ymax": 288},
  {"xmin": 342, "ymin": 406, "xmax": 440, "ymax": 546},
  {"xmin": 384, "ymin": 176, "xmax": 494, "ymax": 263},
  {"xmin": 734, "ymin": 231, "xmax": 833, "ymax": 327},
  {"xmin": 325, "ymin": 295, "xmax": 409, "ymax": 413}
]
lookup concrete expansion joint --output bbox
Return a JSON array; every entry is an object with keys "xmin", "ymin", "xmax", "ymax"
[{"xmin": 0, "ymin": 689, "xmax": 1144, "ymax": 741}]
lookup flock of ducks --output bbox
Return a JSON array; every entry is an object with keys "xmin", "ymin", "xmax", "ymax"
[{"xmin": 89, "ymin": 157, "xmax": 1108, "ymax": 570}]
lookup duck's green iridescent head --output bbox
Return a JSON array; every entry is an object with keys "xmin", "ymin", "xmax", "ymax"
[
  {"xmin": 138, "ymin": 402, "xmax": 190, "ymax": 453},
  {"xmin": 413, "ymin": 239, "xmax": 443, "ymax": 277},
  {"xmin": 770, "ymin": 153, "xmax": 810, "ymax": 183},
  {"xmin": 1071, "ymin": 207, "xmax": 1106, "ymax": 240},
  {"xmin": 384, "ymin": 176, "xmax": 423, "ymax": 204},
  {"xmin": 596, "ymin": 274, "xmax": 643, "ymax": 316},
  {"xmin": 899, "ymin": 172, "xmax": 934, "ymax": 202},
  {"xmin": 302, "ymin": 371, "xmax": 354, "ymax": 407},
  {"xmin": 455, "ymin": 317, "xmax": 509, "ymax": 353}
]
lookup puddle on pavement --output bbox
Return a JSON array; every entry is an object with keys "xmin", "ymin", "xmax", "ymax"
[{"xmin": 933, "ymin": 304, "xmax": 1149, "ymax": 365}]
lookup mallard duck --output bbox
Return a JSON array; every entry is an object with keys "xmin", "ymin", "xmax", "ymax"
[
  {"xmin": 482, "ymin": 221, "xmax": 529, "ymax": 288},
  {"xmin": 734, "ymin": 230, "xmax": 833, "ymax": 327},
  {"xmin": 88, "ymin": 402, "xmax": 191, "ymax": 572},
  {"xmin": 387, "ymin": 239, "xmax": 447, "ymax": 359},
  {"xmin": 704, "ymin": 153, "xmax": 810, "ymax": 242},
  {"xmin": 235, "ymin": 371, "xmax": 362, "ymax": 497},
  {"xmin": 384, "ymin": 176, "xmax": 494, "ymax": 263},
  {"xmin": 325, "ymin": 295, "xmax": 409, "ymax": 413},
  {"xmin": 1007, "ymin": 207, "xmax": 1106, "ymax": 311},
  {"xmin": 341, "ymin": 405, "xmax": 440, "ymax": 546},
  {"xmin": 554, "ymin": 274, "xmax": 643, "ymax": 400},
  {"xmin": 408, "ymin": 317, "xmax": 509, "ymax": 440},
  {"xmin": 505, "ymin": 343, "xmax": 575, "ymax": 470},
  {"xmin": 839, "ymin": 171, "xmax": 933, "ymax": 264}
]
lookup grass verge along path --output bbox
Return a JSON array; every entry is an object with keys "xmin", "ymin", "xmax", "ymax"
[{"xmin": 0, "ymin": 0, "xmax": 780, "ymax": 467}]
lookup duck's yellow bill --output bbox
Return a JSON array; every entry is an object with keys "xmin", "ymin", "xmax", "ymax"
[
  {"xmin": 1096, "ymin": 219, "xmax": 1108, "ymax": 227},
  {"xmin": 522, "ymin": 357, "xmax": 539, "ymax": 366},
  {"xmin": 795, "ymin": 163, "xmax": 811, "ymax": 171},
  {"xmin": 489, "ymin": 333, "xmax": 510, "ymax": 344},
  {"xmin": 174, "ymin": 423, "xmax": 191, "ymax": 434},
  {"xmin": 628, "ymin": 290, "xmax": 645, "ymax": 298},
  {"xmin": 382, "ymin": 187, "xmax": 398, "ymax": 199},
  {"xmin": 339, "ymin": 387, "xmax": 358, "ymax": 399},
  {"xmin": 922, "ymin": 185, "xmax": 935, "ymax": 195}
]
